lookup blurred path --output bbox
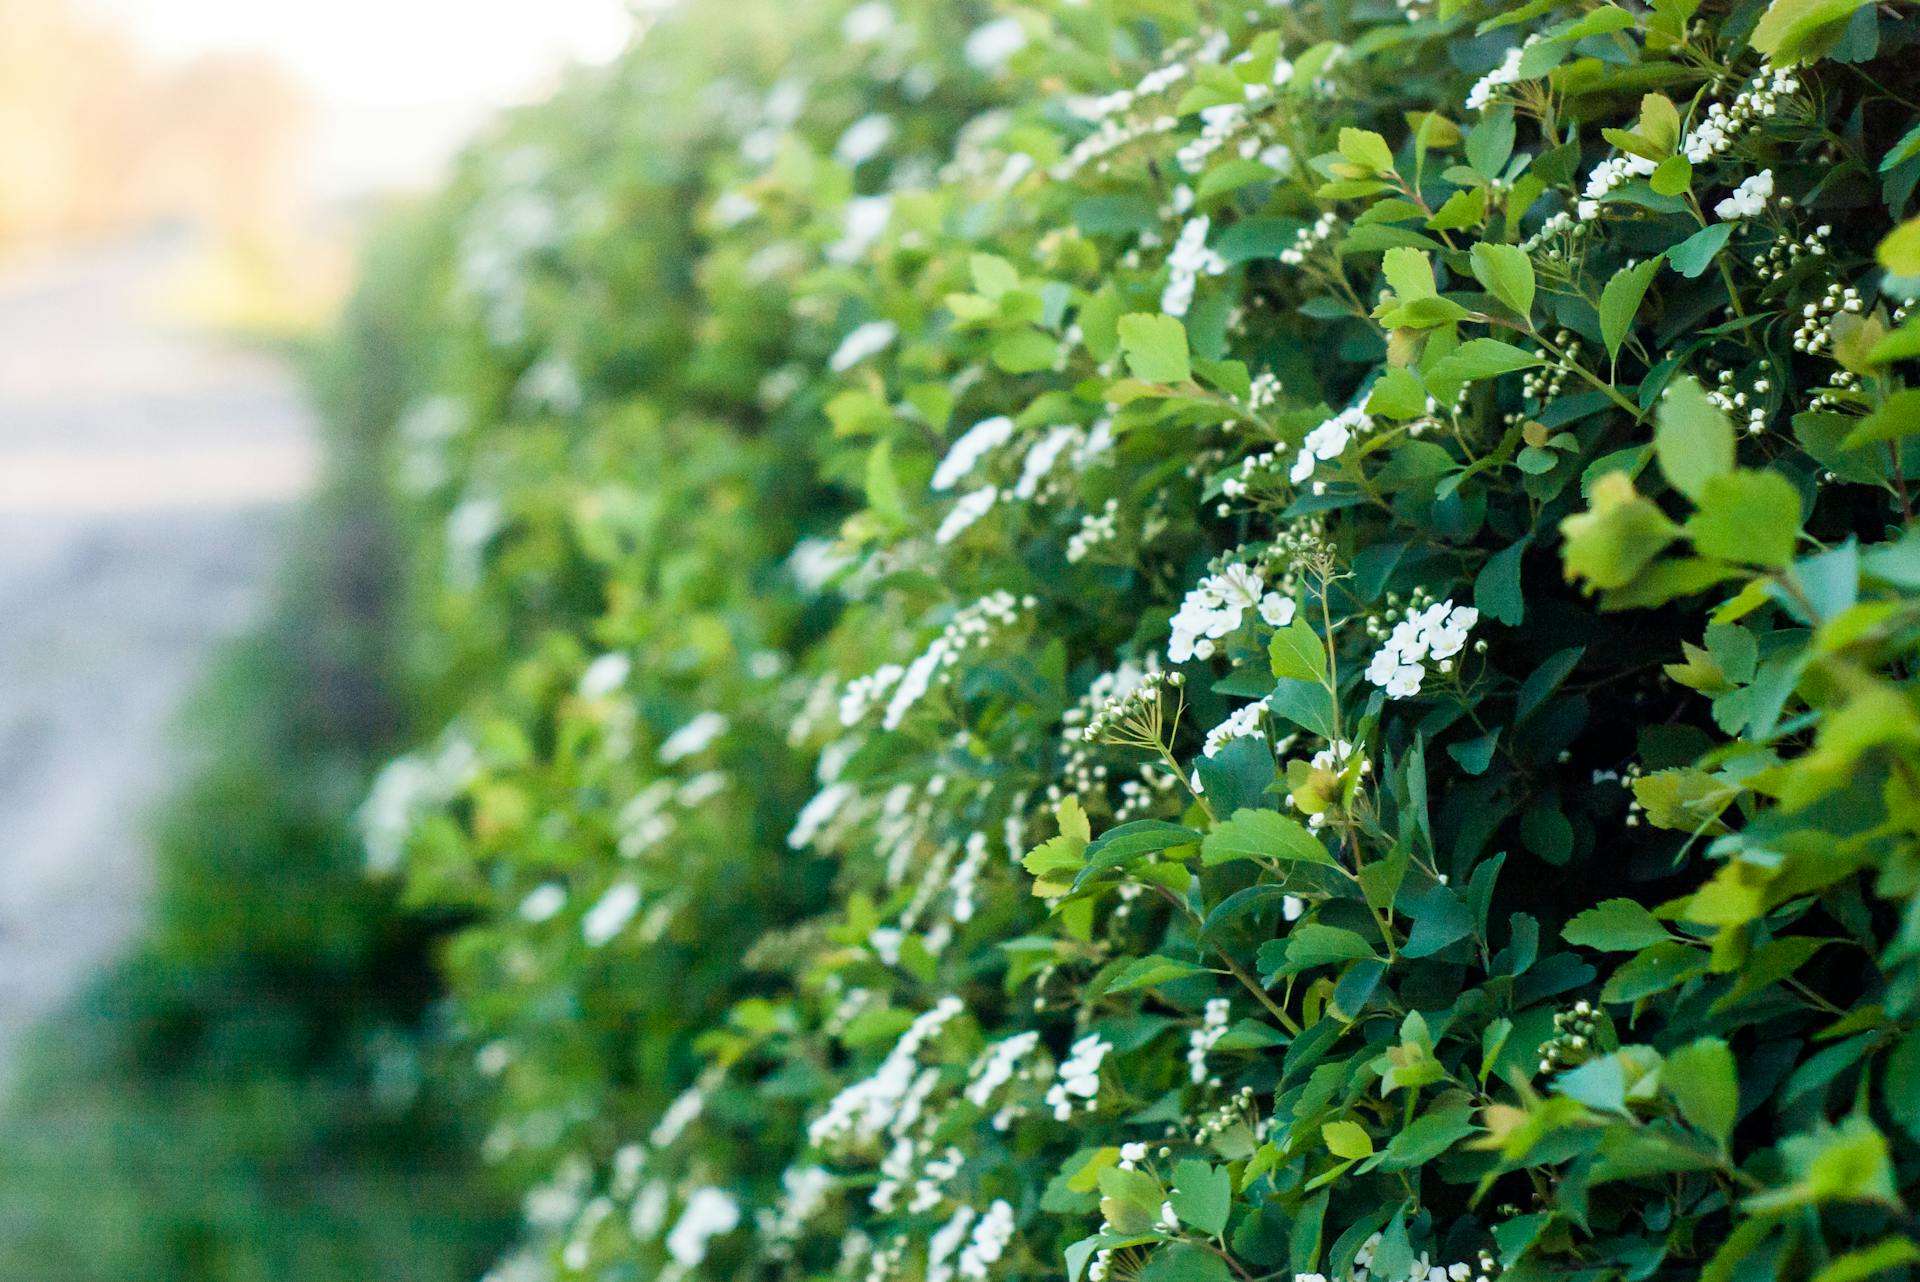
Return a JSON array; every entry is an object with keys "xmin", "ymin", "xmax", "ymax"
[{"xmin": 0, "ymin": 232, "xmax": 317, "ymax": 1090}]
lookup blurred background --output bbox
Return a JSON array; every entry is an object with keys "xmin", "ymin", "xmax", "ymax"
[{"xmin": 0, "ymin": 1, "xmax": 638, "ymax": 1276}]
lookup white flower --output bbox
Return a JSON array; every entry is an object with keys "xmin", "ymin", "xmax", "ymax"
[
  {"xmin": 1715, "ymin": 168, "xmax": 1774, "ymax": 221},
  {"xmin": 660, "ymin": 711, "xmax": 728, "ymax": 763},
  {"xmin": 932, "ymin": 416, "xmax": 1016, "ymax": 491},
  {"xmin": 1386, "ymin": 664, "xmax": 1425, "ymax": 699},
  {"xmin": 1289, "ymin": 447, "xmax": 1316, "ymax": 485},
  {"xmin": 578, "ymin": 652, "xmax": 631, "ymax": 698},
  {"xmin": 665, "ymin": 1188, "xmax": 739, "ymax": 1267},
  {"xmin": 582, "ymin": 881, "xmax": 641, "ymax": 945},
  {"xmin": 1203, "ymin": 702, "xmax": 1265, "ymax": 758},
  {"xmin": 1044, "ymin": 1033, "xmax": 1111, "ymax": 1119},
  {"xmin": 843, "ymin": 2, "xmax": 894, "ymax": 42},
  {"xmin": 1258, "ymin": 593, "xmax": 1296, "ymax": 627},
  {"xmin": 518, "ymin": 883, "xmax": 566, "ymax": 923},
  {"xmin": 835, "ymin": 113, "xmax": 896, "ymax": 166},
  {"xmin": 957, "ymin": 1200, "xmax": 1015, "ymax": 1279},
  {"xmin": 829, "ymin": 319, "xmax": 898, "ymax": 371},
  {"xmin": 1465, "ymin": 45, "xmax": 1525, "ymax": 111},
  {"xmin": 964, "ymin": 17, "xmax": 1027, "ymax": 70},
  {"xmin": 1365, "ymin": 646, "xmax": 1402, "ymax": 686},
  {"xmin": 1215, "ymin": 563, "xmax": 1264, "ymax": 609},
  {"xmin": 936, "ymin": 486, "xmax": 999, "ymax": 544}
]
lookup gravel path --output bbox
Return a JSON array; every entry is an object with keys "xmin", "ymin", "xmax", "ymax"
[{"xmin": 0, "ymin": 234, "xmax": 317, "ymax": 1092}]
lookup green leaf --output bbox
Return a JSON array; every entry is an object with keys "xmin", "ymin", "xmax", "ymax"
[
  {"xmin": 1841, "ymin": 389, "xmax": 1920, "ymax": 447},
  {"xmin": 1882, "ymin": 217, "xmax": 1920, "ymax": 275},
  {"xmin": 1321, "ymin": 1119, "xmax": 1373, "ymax": 1159},
  {"xmin": 1261, "ymin": 924, "xmax": 1377, "ymax": 978},
  {"xmin": 1599, "ymin": 257, "xmax": 1663, "ymax": 362},
  {"xmin": 970, "ymin": 253, "xmax": 1019, "ymax": 299},
  {"xmin": 1601, "ymin": 939, "xmax": 1710, "ymax": 1002},
  {"xmin": 1427, "ymin": 338, "xmax": 1542, "ymax": 386},
  {"xmin": 1665, "ymin": 1037, "xmax": 1738, "ymax": 1149},
  {"xmin": 1380, "ymin": 246, "xmax": 1437, "ymax": 301},
  {"xmin": 1141, "ymin": 1245, "xmax": 1233, "ymax": 1282},
  {"xmin": 1475, "ymin": 536, "xmax": 1530, "ymax": 625},
  {"xmin": 1561, "ymin": 472, "xmax": 1682, "ymax": 591},
  {"xmin": 1268, "ymin": 616, "xmax": 1329, "ymax": 683},
  {"xmin": 1654, "ymin": 375, "xmax": 1735, "ymax": 501},
  {"xmin": 1809, "ymin": 1239, "xmax": 1920, "ymax": 1282},
  {"xmin": 1686, "ymin": 470, "xmax": 1802, "ymax": 568},
  {"xmin": 1339, "ymin": 127, "xmax": 1396, "ymax": 175},
  {"xmin": 1650, "ymin": 154, "xmax": 1693, "ymax": 196},
  {"xmin": 1108, "ymin": 954, "xmax": 1212, "ymax": 993},
  {"xmin": 1169, "ymin": 1160, "xmax": 1231, "ymax": 1236},
  {"xmin": 1202, "ymin": 809, "xmax": 1336, "ymax": 868},
  {"xmin": 1751, "ymin": 0, "xmax": 1874, "ymax": 63},
  {"xmin": 1079, "ymin": 820, "xmax": 1204, "ymax": 884},
  {"xmin": 992, "ymin": 328, "xmax": 1058, "ymax": 373},
  {"xmin": 1118, "ymin": 313, "xmax": 1192, "ymax": 383},
  {"xmin": 1666, "ymin": 222, "xmax": 1730, "ymax": 278},
  {"xmin": 1563, "ymin": 898, "xmax": 1671, "ymax": 950},
  {"xmin": 1469, "ymin": 242, "xmax": 1535, "ymax": 319}
]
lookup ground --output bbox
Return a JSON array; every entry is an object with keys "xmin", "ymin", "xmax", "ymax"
[{"xmin": 0, "ymin": 232, "xmax": 314, "ymax": 1092}]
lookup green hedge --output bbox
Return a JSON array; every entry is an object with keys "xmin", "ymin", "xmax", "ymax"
[{"xmin": 350, "ymin": 2, "xmax": 1920, "ymax": 1280}]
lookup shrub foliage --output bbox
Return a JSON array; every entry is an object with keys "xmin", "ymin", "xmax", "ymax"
[{"xmin": 353, "ymin": 1, "xmax": 1920, "ymax": 1280}]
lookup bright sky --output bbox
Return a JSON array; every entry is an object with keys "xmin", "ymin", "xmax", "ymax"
[{"xmin": 76, "ymin": 0, "xmax": 645, "ymax": 198}]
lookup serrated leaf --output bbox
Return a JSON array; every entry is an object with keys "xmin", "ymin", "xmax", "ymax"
[
  {"xmin": 1201, "ymin": 809, "xmax": 1336, "ymax": 868},
  {"xmin": 1563, "ymin": 898, "xmax": 1671, "ymax": 950},
  {"xmin": 1108, "ymin": 954, "xmax": 1212, "ymax": 993},
  {"xmin": 1169, "ymin": 1160, "xmax": 1231, "ymax": 1236},
  {"xmin": 1654, "ymin": 375, "xmax": 1734, "ymax": 502},
  {"xmin": 1118, "ymin": 313, "xmax": 1191, "ymax": 383},
  {"xmin": 1268, "ymin": 616, "xmax": 1328, "ymax": 683},
  {"xmin": 1470, "ymin": 242, "xmax": 1536, "ymax": 319},
  {"xmin": 1427, "ymin": 338, "xmax": 1542, "ymax": 386},
  {"xmin": 1599, "ymin": 257, "xmax": 1663, "ymax": 362}
]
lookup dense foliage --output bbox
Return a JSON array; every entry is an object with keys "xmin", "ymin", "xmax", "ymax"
[
  {"xmin": 0, "ymin": 217, "xmax": 511, "ymax": 1282},
  {"xmin": 351, "ymin": 2, "xmax": 1920, "ymax": 1280}
]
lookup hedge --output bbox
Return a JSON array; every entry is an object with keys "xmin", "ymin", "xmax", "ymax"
[{"xmin": 347, "ymin": 1, "xmax": 1920, "ymax": 1280}]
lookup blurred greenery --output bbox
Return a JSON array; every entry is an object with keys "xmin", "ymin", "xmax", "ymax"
[{"xmin": 0, "ymin": 201, "xmax": 513, "ymax": 1282}]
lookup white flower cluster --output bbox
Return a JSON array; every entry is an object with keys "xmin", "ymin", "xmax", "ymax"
[
  {"xmin": 936, "ymin": 486, "xmax": 999, "ymax": 544},
  {"xmin": 1066, "ymin": 498, "xmax": 1121, "ymax": 563},
  {"xmin": 957, "ymin": 1199, "xmax": 1015, "ymax": 1278},
  {"xmin": 1464, "ymin": 43, "xmax": 1528, "ymax": 111},
  {"xmin": 1681, "ymin": 63, "xmax": 1800, "ymax": 164},
  {"xmin": 1169, "ymin": 561, "xmax": 1293, "ymax": 663},
  {"xmin": 808, "ymin": 996, "xmax": 964, "ymax": 1150},
  {"xmin": 1187, "ymin": 997, "xmax": 1232, "ymax": 1084},
  {"xmin": 582, "ymin": 880, "xmax": 642, "ymax": 946},
  {"xmin": 1288, "ymin": 405, "xmax": 1372, "ymax": 491},
  {"xmin": 1162, "ymin": 215, "xmax": 1229, "ymax": 317},
  {"xmin": 361, "ymin": 733, "xmax": 479, "ymax": 873},
  {"xmin": 665, "ymin": 1187, "xmax": 740, "ymax": 1267},
  {"xmin": 1279, "ymin": 211, "xmax": 1338, "ymax": 266},
  {"xmin": 1293, "ymin": 1234, "xmax": 1497, "ymax": 1282},
  {"xmin": 932, "ymin": 415, "xmax": 1016, "ymax": 492},
  {"xmin": 1793, "ymin": 281, "xmax": 1865, "ymax": 355},
  {"xmin": 1705, "ymin": 365, "xmax": 1775, "ymax": 436},
  {"xmin": 1203, "ymin": 702, "xmax": 1267, "ymax": 759},
  {"xmin": 1714, "ymin": 168, "xmax": 1774, "ymax": 221},
  {"xmin": 965, "ymin": 1029, "xmax": 1041, "ymax": 1115},
  {"xmin": 757, "ymin": 1165, "xmax": 834, "ymax": 1258},
  {"xmin": 1044, "ymin": 1032, "xmax": 1111, "ymax": 1119},
  {"xmin": 659, "ymin": 711, "xmax": 728, "ymax": 763},
  {"xmin": 830, "ymin": 319, "xmax": 899, "ymax": 372},
  {"xmin": 1577, "ymin": 151, "xmax": 1658, "ymax": 220},
  {"xmin": 1364, "ymin": 599, "xmax": 1478, "ymax": 699}
]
